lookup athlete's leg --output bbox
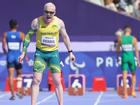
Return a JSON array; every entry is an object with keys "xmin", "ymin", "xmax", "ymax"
[
  {"xmin": 131, "ymin": 72, "xmax": 136, "ymax": 97},
  {"xmin": 52, "ymin": 72, "xmax": 63, "ymax": 105},
  {"xmin": 32, "ymin": 50, "xmax": 46, "ymax": 105},
  {"xmin": 48, "ymin": 51, "xmax": 63, "ymax": 105},
  {"xmin": 129, "ymin": 60, "xmax": 136, "ymax": 97},
  {"xmin": 121, "ymin": 61, "xmax": 128, "ymax": 99},
  {"xmin": 7, "ymin": 53, "xmax": 16, "ymax": 100},
  {"xmin": 122, "ymin": 71, "xmax": 128, "ymax": 98},
  {"xmin": 31, "ymin": 72, "xmax": 43, "ymax": 105},
  {"xmin": 15, "ymin": 55, "xmax": 23, "ymax": 98},
  {"xmin": 8, "ymin": 67, "xmax": 15, "ymax": 100},
  {"xmin": 16, "ymin": 68, "xmax": 23, "ymax": 98}
]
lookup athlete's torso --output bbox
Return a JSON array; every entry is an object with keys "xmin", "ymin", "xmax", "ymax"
[
  {"xmin": 36, "ymin": 16, "xmax": 60, "ymax": 51},
  {"xmin": 121, "ymin": 35, "xmax": 134, "ymax": 61},
  {"xmin": 6, "ymin": 31, "xmax": 22, "ymax": 52}
]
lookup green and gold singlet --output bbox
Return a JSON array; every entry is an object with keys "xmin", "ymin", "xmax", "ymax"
[
  {"xmin": 23, "ymin": 16, "xmax": 61, "ymax": 73},
  {"xmin": 36, "ymin": 16, "xmax": 60, "ymax": 51},
  {"xmin": 121, "ymin": 35, "xmax": 136, "ymax": 73}
]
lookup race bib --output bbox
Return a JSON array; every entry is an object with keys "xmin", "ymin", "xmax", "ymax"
[
  {"xmin": 8, "ymin": 42, "xmax": 20, "ymax": 50},
  {"xmin": 122, "ymin": 44, "xmax": 133, "ymax": 51},
  {"xmin": 41, "ymin": 36, "xmax": 56, "ymax": 46}
]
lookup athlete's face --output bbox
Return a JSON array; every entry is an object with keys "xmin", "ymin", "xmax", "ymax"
[{"xmin": 44, "ymin": 5, "xmax": 56, "ymax": 20}]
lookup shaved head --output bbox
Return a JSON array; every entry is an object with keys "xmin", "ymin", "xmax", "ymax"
[
  {"xmin": 43, "ymin": 2, "xmax": 56, "ymax": 22},
  {"xmin": 44, "ymin": 2, "xmax": 56, "ymax": 12}
]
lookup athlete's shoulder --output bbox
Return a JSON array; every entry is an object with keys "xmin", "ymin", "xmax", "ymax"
[
  {"xmin": 19, "ymin": 31, "xmax": 24, "ymax": 34},
  {"xmin": 55, "ymin": 16, "xmax": 65, "ymax": 28},
  {"xmin": 53, "ymin": 16, "xmax": 64, "ymax": 30},
  {"xmin": 31, "ymin": 16, "xmax": 41, "ymax": 30},
  {"xmin": 54, "ymin": 16, "xmax": 61, "ymax": 20},
  {"xmin": 19, "ymin": 31, "xmax": 25, "ymax": 36},
  {"xmin": 54, "ymin": 16, "xmax": 63, "ymax": 23}
]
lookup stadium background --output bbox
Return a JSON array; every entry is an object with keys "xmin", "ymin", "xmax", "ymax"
[{"xmin": 0, "ymin": 0, "xmax": 140, "ymax": 90}]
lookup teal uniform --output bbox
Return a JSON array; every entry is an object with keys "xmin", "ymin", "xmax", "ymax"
[{"xmin": 121, "ymin": 35, "xmax": 136, "ymax": 73}]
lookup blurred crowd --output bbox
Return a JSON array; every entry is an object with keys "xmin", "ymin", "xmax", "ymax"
[{"xmin": 87, "ymin": 0, "xmax": 140, "ymax": 20}]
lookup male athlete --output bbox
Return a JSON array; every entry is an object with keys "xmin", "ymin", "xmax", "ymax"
[
  {"xmin": 2, "ymin": 19, "xmax": 25, "ymax": 100},
  {"xmin": 18, "ymin": 2, "xmax": 75, "ymax": 105},
  {"xmin": 116, "ymin": 25, "xmax": 140, "ymax": 98}
]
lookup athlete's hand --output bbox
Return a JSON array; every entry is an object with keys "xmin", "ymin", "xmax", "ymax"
[
  {"xmin": 69, "ymin": 52, "xmax": 75, "ymax": 62},
  {"xmin": 18, "ymin": 52, "xmax": 26, "ymax": 63}
]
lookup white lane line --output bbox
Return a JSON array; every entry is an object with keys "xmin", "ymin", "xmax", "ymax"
[
  {"xmin": 37, "ymin": 93, "xmax": 55, "ymax": 105},
  {"xmin": 0, "ymin": 93, "xmax": 9, "ymax": 98},
  {"xmin": 93, "ymin": 92, "xmax": 104, "ymax": 105}
]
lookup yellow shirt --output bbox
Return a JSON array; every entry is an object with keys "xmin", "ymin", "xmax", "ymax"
[{"xmin": 36, "ymin": 16, "xmax": 60, "ymax": 51}]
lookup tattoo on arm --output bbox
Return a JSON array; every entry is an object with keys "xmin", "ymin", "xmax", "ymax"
[{"xmin": 23, "ymin": 29, "xmax": 36, "ymax": 53}]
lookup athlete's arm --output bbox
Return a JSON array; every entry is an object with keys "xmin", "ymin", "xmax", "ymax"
[
  {"xmin": 18, "ymin": 18, "xmax": 38, "ymax": 63},
  {"xmin": 59, "ymin": 19, "xmax": 72, "ymax": 51},
  {"xmin": 20, "ymin": 32, "xmax": 25, "ymax": 41},
  {"xmin": 2, "ymin": 32, "xmax": 7, "ymax": 53},
  {"xmin": 22, "ymin": 18, "xmax": 39, "ymax": 53},
  {"xmin": 59, "ymin": 19, "xmax": 75, "ymax": 61},
  {"xmin": 133, "ymin": 37, "xmax": 140, "ymax": 66},
  {"xmin": 116, "ymin": 37, "xmax": 121, "ymax": 62},
  {"xmin": 20, "ymin": 32, "xmax": 30, "ymax": 61},
  {"xmin": 22, "ymin": 29, "xmax": 35, "ymax": 53}
]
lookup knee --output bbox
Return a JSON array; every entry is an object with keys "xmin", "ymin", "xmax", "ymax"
[{"xmin": 53, "ymin": 78, "xmax": 61, "ymax": 87}]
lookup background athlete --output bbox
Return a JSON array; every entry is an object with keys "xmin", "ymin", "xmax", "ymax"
[
  {"xmin": 116, "ymin": 25, "xmax": 140, "ymax": 98},
  {"xmin": 18, "ymin": 2, "xmax": 75, "ymax": 105},
  {"xmin": 2, "ymin": 19, "xmax": 25, "ymax": 100}
]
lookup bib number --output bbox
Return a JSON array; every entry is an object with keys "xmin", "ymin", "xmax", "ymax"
[
  {"xmin": 8, "ymin": 42, "xmax": 20, "ymax": 50},
  {"xmin": 41, "ymin": 36, "xmax": 56, "ymax": 46},
  {"xmin": 122, "ymin": 44, "xmax": 133, "ymax": 51}
]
